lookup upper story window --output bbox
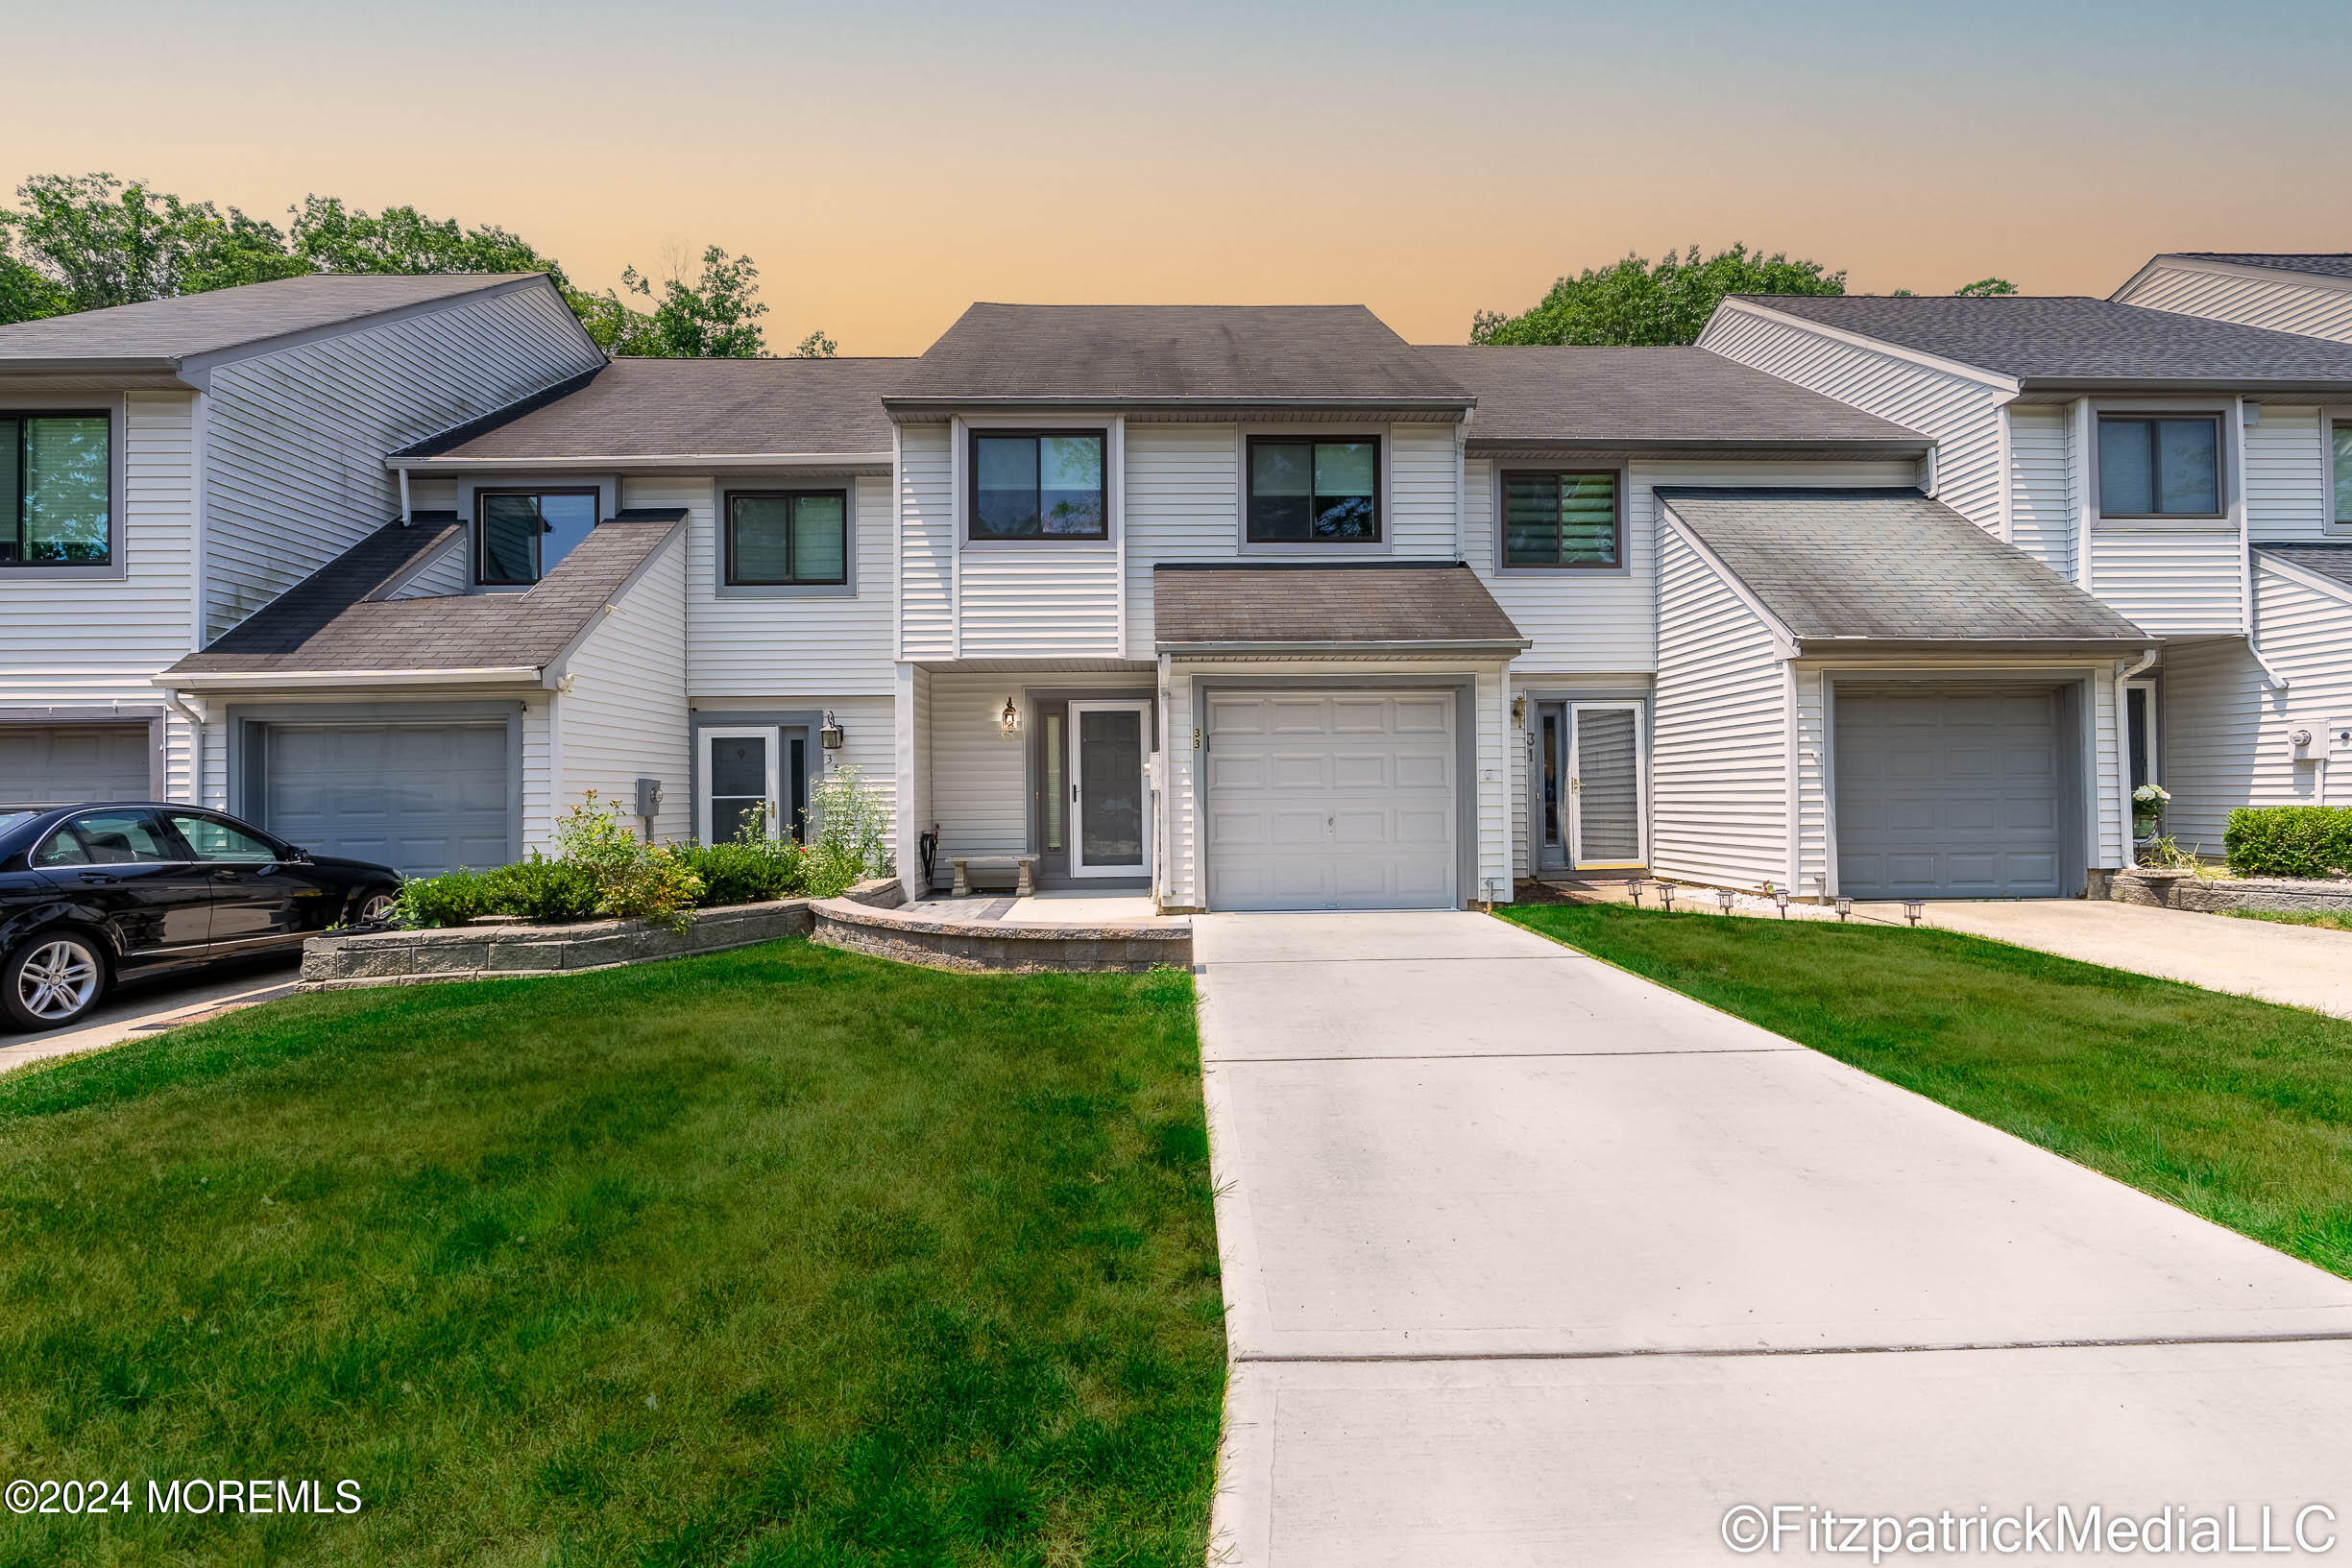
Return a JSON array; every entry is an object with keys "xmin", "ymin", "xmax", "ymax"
[
  {"xmin": 477, "ymin": 489, "xmax": 599, "ymax": 586},
  {"xmin": 971, "ymin": 431, "xmax": 1105, "ymax": 540},
  {"xmin": 2097, "ymin": 415, "xmax": 2221, "ymax": 519},
  {"xmin": 1248, "ymin": 437, "xmax": 1379, "ymax": 543},
  {"xmin": 727, "ymin": 490, "xmax": 848, "ymax": 586},
  {"xmin": 1503, "ymin": 471, "xmax": 1619, "ymax": 568},
  {"xmin": 1, "ymin": 411, "xmax": 110, "ymax": 567},
  {"xmin": 2333, "ymin": 420, "xmax": 2352, "ymax": 530}
]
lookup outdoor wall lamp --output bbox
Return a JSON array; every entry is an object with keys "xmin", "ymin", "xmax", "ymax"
[
  {"xmin": 1511, "ymin": 694, "xmax": 1528, "ymax": 727},
  {"xmin": 999, "ymin": 698, "xmax": 1021, "ymax": 740},
  {"xmin": 819, "ymin": 712, "xmax": 844, "ymax": 750}
]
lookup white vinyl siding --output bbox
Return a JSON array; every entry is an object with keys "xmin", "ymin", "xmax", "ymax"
[
  {"xmin": 897, "ymin": 424, "xmax": 954, "ymax": 658},
  {"xmin": 2007, "ymin": 404, "xmax": 2076, "ymax": 576},
  {"xmin": 660, "ymin": 474, "xmax": 894, "ymax": 696},
  {"xmin": 1698, "ymin": 304, "xmax": 2004, "ymax": 533},
  {"xmin": 202, "ymin": 282, "xmax": 600, "ymax": 639},
  {"xmin": 1388, "ymin": 422, "xmax": 1458, "ymax": 556},
  {"xmin": 0, "ymin": 392, "xmax": 197, "ymax": 798},
  {"xmin": 918, "ymin": 669, "xmax": 1149, "ymax": 875},
  {"xmin": 2244, "ymin": 405, "xmax": 2332, "ymax": 542},
  {"xmin": 2160, "ymin": 560, "xmax": 2352, "ymax": 846},
  {"xmin": 1123, "ymin": 423, "xmax": 1236, "ymax": 656},
  {"xmin": 521, "ymin": 695, "xmax": 554, "ymax": 852},
  {"xmin": 960, "ymin": 546, "xmax": 1122, "ymax": 657},
  {"xmin": 384, "ymin": 537, "xmax": 470, "ymax": 600},
  {"xmin": 2087, "ymin": 531, "xmax": 2245, "ymax": 636},
  {"xmin": 1650, "ymin": 520, "xmax": 1791, "ymax": 889},
  {"xmin": 551, "ymin": 527, "xmax": 691, "ymax": 842},
  {"xmin": 2117, "ymin": 264, "xmax": 2352, "ymax": 347},
  {"xmin": 893, "ymin": 662, "xmax": 932, "ymax": 897}
]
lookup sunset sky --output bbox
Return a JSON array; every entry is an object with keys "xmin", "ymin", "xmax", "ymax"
[{"xmin": 9, "ymin": 0, "xmax": 2350, "ymax": 354}]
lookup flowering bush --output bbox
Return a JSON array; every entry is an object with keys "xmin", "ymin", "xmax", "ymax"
[{"xmin": 803, "ymin": 765, "xmax": 892, "ymax": 899}]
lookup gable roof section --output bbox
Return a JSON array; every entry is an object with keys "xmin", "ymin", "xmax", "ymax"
[
  {"xmin": 0, "ymin": 273, "xmax": 556, "ymax": 376},
  {"xmin": 2255, "ymin": 543, "xmax": 2352, "ymax": 598},
  {"xmin": 1655, "ymin": 488, "xmax": 2148, "ymax": 650},
  {"xmin": 1152, "ymin": 562, "xmax": 1526, "ymax": 652},
  {"xmin": 1416, "ymin": 345, "xmax": 1928, "ymax": 454},
  {"xmin": 394, "ymin": 356, "xmax": 905, "ymax": 464},
  {"xmin": 886, "ymin": 303, "xmax": 1473, "ymax": 412},
  {"xmin": 165, "ymin": 510, "xmax": 685, "ymax": 683},
  {"xmin": 1728, "ymin": 294, "xmax": 2352, "ymax": 393},
  {"xmin": 2149, "ymin": 254, "xmax": 2352, "ymax": 284}
]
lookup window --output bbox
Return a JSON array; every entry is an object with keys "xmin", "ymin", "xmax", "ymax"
[
  {"xmin": 727, "ymin": 490, "xmax": 847, "ymax": 586},
  {"xmin": 1247, "ymin": 437, "xmax": 1379, "ymax": 543},
  {"xmin": 971, "ymin": 431, "xmax": 1105, "ymax": 540},
  {"xmin": 36, "ymin": 809, "xmax": 176, "ymax": 866},
  {"xmin": 2097, "ymin": 415, "xmax": 2221, "ymax": 519},
  {"xmin": 477, "ymin": 489, "xmax": 599, "ymax": 585},
  {"xmin": 1, "ymin": 411, "xmax": 110, "ymax": 567},
  {"xmin": 2124, "ymin": 684, "xmax": 2158, "ymax": 794},
  {"xmin": 2334, "ymin": 421, "xmax": 2352, "ymax": 529},
  {"xmin": 1503, "ymin": 471, "xmax": 1619, "ymax": 567},
  {"xmin": 166, "ymin": 812, "xmax": 279, "ymax": 863}
]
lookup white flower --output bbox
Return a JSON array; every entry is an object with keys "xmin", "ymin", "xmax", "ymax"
[{"xmin": 2132, "ymin": 783, "xmax": 2170, "ymax": 808}]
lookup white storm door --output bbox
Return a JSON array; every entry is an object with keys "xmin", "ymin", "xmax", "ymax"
[
  {"xmin": 1068, "ymin": 700, "xmax": 1152, "ymax": 879},
  {"xmin": 1566, "ymin": 702, "xmax": 1644, "ymax": 870},
  {"xmin": 701, "ymin": 727, "xmax": 781, "ymax": 844}
]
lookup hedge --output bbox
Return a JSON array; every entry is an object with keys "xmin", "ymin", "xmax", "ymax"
[{"xmin": 2224, "ymin": 806, "xmax": 2352, "ymax": 880}]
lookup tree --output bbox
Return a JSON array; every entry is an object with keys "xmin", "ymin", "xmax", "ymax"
[
  {"xmin": 576, "ymin": 245, "xmax": 769, "ymax": 357},
  {"xmin": 792, "ymin": 327, "xmax": 837, "ymax": 358},
  {"xmin": 0, "ymin": 173, "xmax": 307, "ymax": 320},
  {"xmin": 1470, "ymin": 243, "xmax": 1846, "ymax": 347},
  {"xmin": 286, "ymin": 195, "xmax": 563, "ymax": 281},
  {"xmin": 1952, "ymin": 277, "xmax": 2018, "ymax": 297}
]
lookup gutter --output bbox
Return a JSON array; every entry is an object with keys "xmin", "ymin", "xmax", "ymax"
[
  {"xmin": 154, "ymin": 666, "xmax": 545, "ymax": 692},
  {"xmin": 881, "ymin": 395, "xmax": 1476, "ymax": 416},
  {"xmin": 1155, "ymin": 638, "xmax": 1531, "ymax": 656},
  {"xmin": 387, "ymin": 451, "xmax": 895, "ymax": 472}
]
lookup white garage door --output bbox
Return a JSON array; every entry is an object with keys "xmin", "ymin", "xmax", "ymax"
[
  {"xmin": 1835, "ymin": 686, "xmax": 2065, "ymax": 900},
  {"xmin": 261, "ymin": 722, "xmax": 512, "ymax": 877},
  {"xmin": 0, "ymin": 723, "xmax": 152, "ymax": 806},
  {"xmin": 1203, "ymin": 690, "xmax": 1456, "ymax": 911}
]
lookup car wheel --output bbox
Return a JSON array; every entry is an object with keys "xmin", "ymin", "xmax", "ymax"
[
  {"xmin": 2, "ymin": 931, "xmax": 108, "ymax": 1031},
  {"xmin": 356, "ymin": 889, "xmax": 399, "ymax": 927}
]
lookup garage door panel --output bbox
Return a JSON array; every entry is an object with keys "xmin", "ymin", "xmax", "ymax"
[
  {"xmin": 262, "ymin": 721, "xmax": 510, "ymax": 878},
  {"xmin": 1202, "ymin": 690, "xmax": 1456, "ymax": 911},
  {"xmin": 1835, "ymin": 686, "xmax": 2064, "ymax": 901},
  {"xmin": 0, "ymin": 724, "xmax": 152, "ymax": 805}
]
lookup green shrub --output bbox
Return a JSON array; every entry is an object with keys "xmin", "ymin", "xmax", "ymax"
[
  {"xmin": 484, "ymin": 854, "xmax": 599, "ymax": 922},
  {"xmin": 390, "ymin": 866, "xmax": 494, "ymax": 929},
  {"xmin": 552, "ymin": 791, "xmax": 702, "ymax": 930},
  {"xmin": 803, "ymin": 765, "xmax": 892, "ymax": 899},
  {"xmin": 2225, "ymin": 806, "xmax": 2352, "ymax": 880},
  {"xmin": 676, "ymin": 838, "xmax": 804, "ymax": 906}
]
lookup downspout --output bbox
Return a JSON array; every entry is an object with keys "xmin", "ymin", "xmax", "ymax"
[
  {"xmin": 160, "ymin": 689, "xmax": 206, "ymax": 806},
  {"xmin": 399, "ymin": 467, "xmax": 413, "ymax": 526},
  {"xmin": 2233, "ymin": 397, "xmax": 2291, "ymax": 691}
]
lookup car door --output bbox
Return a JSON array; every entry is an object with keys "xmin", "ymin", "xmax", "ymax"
[
  {"xmin": 29, "ymin": 808, "xmax": 216, "ymax": 971},
  {"xmin": 160, "ymin": 811, "xmax": 310, "ymax": 949}
]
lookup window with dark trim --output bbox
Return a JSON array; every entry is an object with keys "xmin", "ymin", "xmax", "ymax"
[
  {"xmin": 0, "ymin": 410, "xmax": 110, "ymax": 567},
  {"xmin": 2097, "ymin": 415, "xmax": 2222, "ymax": 519},
  {"xmin": 1502, "ymin": 470, "xmax": 1619, "ymax": 567},
  {"xmin": 1246, "ymin": 436, "xmax": 1379, "ymax": 543},
  {"xmin": 477, "ymin": 489, "xmax": 600, "ymax": 585},
  {"xmin": 726, "ymin": 490, "xmax": 849, "ymax": 586},
  {"xmin": 970, "ymin": 430, "xmax": 1106, "ymax": 540},
  {"xmin": 2332, "ymin": 419, "xmax": 2352, "ymax": 529}
]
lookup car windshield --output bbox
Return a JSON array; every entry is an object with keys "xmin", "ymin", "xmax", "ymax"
[{"xmin": 0, "ymin": 811, "xmax": 36, "ymax": 845}]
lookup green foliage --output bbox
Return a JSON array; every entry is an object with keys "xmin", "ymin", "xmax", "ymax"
[
  {"xmin": 286, "ymin": 194, "xmax": 563, "ymax": 279},
  {"xmin": 1470, "ymin": 242, "xmax": 1846, "ymax": 347},
  {"xmin": 1952, "ymin": 277, "xmax": 2019, "ymax": 297},
  {"xmin": 0, "ymin": 172, "xmax": 309, "ymax": 321},
  {"xmin": 803, "ymin": 765, "xmax": 893, "ymax": 898},
  {"xmin": 483, "ymin": 854, "xmax": 600, "ymax": 922},
  {"xmin": 673, "ymin": 808, "xmax": 808, "ymax": 905},
  {"xmin": 575, "ymin": 245, "xmax": 768, "ymax": 358},
  {"xmin": 550, "ymin": 791, "xmax": 704, "ymax": 930},
  {"xmin": 792, "ymin": 326, "xmax": 837, "ymax": 357},
  {"xmin": 390, "ymin": 865, "xmax": 495, "ymax": 929},
  {"xmin": 2225, "ymin": 806, "xmax": 2352, "ymax": 880}
]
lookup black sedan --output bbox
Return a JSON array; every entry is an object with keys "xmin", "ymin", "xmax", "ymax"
[{"xmin": 0, "ymin": 803, "xmax": 400, "ymax": 1031}]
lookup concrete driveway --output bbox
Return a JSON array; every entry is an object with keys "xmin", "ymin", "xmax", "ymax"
[
  {"xmin": 0, "ymin": 957, "xmax": 298, "ymax": 1075},
  {"xmin": 1198, "ymin": 911, "xmax": 2352, "ymax": 1565}
]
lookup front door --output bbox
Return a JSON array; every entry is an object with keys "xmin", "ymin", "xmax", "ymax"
[
  {"xmin": 1068, "ymin": 700, "xmax": 1151, "ymax": 879},
  {"xmin": 1566, "ymin": 703, "xmax": 1645, "ymax": 871}
]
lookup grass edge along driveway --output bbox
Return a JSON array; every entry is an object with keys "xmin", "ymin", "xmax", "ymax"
[
  {"xmin": 0, "ymin": 939, "xmax": 1224, "ymax": 1568},
  {"xmin": 1501, "ymin": 902, "xmax": 2352, "ymax": 1285}
]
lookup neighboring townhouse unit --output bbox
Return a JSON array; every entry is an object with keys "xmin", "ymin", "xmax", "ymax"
[
  {"xmin": 12, "ymin": 271, "xmax": 2342, "ymax": 909},
  {"xmin": 2114, "ymin": 253, "xmax": 2352, "ymax": 347},
  {"xmin": 1702, "ymin": 292, "xmax": 2352, "ymax": 866},
  {"xmin": 0, "ymin": 274, "xmax": 606, "ymax": 832}
]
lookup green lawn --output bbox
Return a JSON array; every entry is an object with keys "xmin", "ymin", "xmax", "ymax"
[
  {"xmin": 0, "ymin": 942, "xmax": 1223, "ymax": 1566},
  {"xmin": 1501, "ymin": 903, "xmax": 2352, "ymax": 1281},
  {"xmin": 2226, "ymin": 907, "xmax": 2352, "ymax": 932}
]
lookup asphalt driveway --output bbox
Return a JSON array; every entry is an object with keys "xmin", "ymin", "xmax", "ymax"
[{"xmin": 1198, "ymin": 910, "xmax": 2352, "ymax": 1565}]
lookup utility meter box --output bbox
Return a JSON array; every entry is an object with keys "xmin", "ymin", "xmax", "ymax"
[{"xmin": 634, "ymin": 777, "xmax": 663, "ymax": 819}]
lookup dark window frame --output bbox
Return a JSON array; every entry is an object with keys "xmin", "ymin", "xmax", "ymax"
[
  {"xmin": 1244, "ymin": 433, "xmax": 1385, "ymax": 545},
  {"xmin": 966, "ymin": 428, "xmax": 1110, "ymax": 542},
  {"xmin": 2095, "ymin": 413, "xmax": 2226, "ymax": 521},
  {"xmin": 2330, "ymin": 416, "xmax": 2352, "ymax": 531},
  {"xmin": 723, "ymin": 488, "xmax": 851, "ymax": 587},
  {"xmin": 1498, "ymin": 468, "xmax": 1624, "ymax": 570},
  {"xmin": 0, "ymin": 407, "xmax": 114, "ymax": 570},
  {"xmin": 474, "ymin": 486, "xmax": 601, "ymax": 586}
]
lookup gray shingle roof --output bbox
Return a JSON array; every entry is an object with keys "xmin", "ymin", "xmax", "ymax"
[
  {"xmin": 1731, "ymin": 295, "xmax": 2352, "ymax": 389},
  {"xmin": 1152, "ymin": 562, "xmax": 1526, "ymax": 650},
  {"xmin": 398, "ymin": 355, "xmax": 905, "ymax": 461},
  {"xmin": 0, "ymin": 274, "xmax": 549, "ymax": 370},
  {"xmin": 1415, "ymin": 345, "xmax": 1928, "ymax": 451},
  {"xmin": 886, "ymin": 304, "xmax": 1472, "ymax": 409},
  {"xmin": 167, "ymin": 510, "xmax": 685, "ymax": 678},
  {"xmin": 2257, "ymin": 543, "xmax": 2352, "ymax": 593},
  {"xmin": 1655, "ymin": 488, "xmax": 2149, "ymax": 648},
  {"xmin": 2160, "ymin": 254, "xmax": 2352, "ymax": 282}
]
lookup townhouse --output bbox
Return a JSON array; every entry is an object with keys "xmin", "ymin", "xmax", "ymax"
[{"xmin": 2, "ymin": 257, "xmax": 2345, "ymax": 909}]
